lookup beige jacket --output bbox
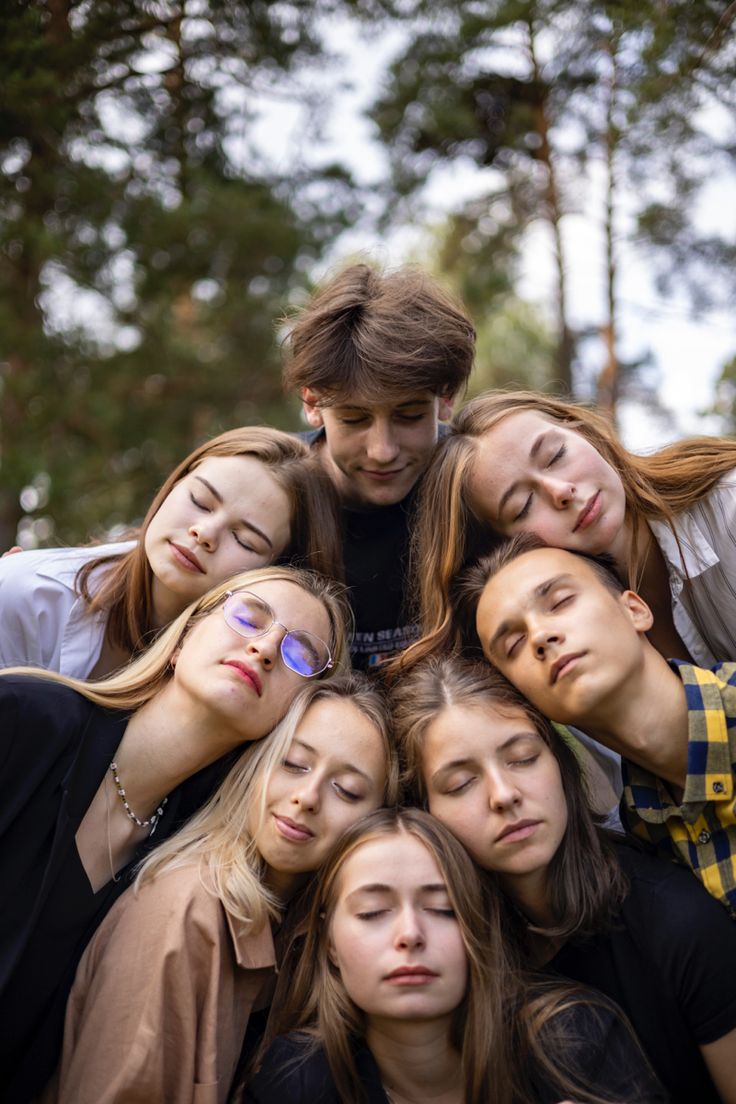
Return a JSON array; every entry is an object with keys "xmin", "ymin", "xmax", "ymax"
[{"xmin": 48, "ymin": 865, "xmax": 277, "ymax": 1104}]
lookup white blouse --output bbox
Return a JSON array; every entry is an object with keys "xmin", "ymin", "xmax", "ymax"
[
  {"xmin": 649, "ymin": 469, "xmax": 736, "ymax": 667},
  {"xmin": 0, "ymin": 541, "xmax": 135, "ymax": 678}
]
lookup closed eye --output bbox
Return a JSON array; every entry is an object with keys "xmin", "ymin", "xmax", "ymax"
[
  {"xmin": 513, "ymin": 495, "xmax": 532, "ymax": 522},
  {"xmin": 190, "ymin": 493, "xmax": 210, "ymax": 511},
  {"xmin": 233, "ymin": 532, "xmax": 257, "ymax": 553},
  {"xmin": 551, "ymin": 594, "xmax": 574, "ymax": 611},
  {"xmin": 507, "ymin": 633, "xmax": 525, "ymax": 658},
  {"xmin": 356, "ymin": 909, "xmax": 389, "ymax": 920},
  {"xmin": 446, "ymin": 776, "xmax": 475, "ymax": 795},
  {"xmin": 333, "ymin": 780, "xmax": 362, "ymax": 802},
  {"xmin": 282, "ymin": 759, "xmax": 308, "ymax": 773},
  {"xmin": 547, "ymin": 444, "xmax": 567, "ymax": 466},
  {"xmin": 427, "ymin": 907, "xmax": 456, "ymax": 917},
  {"xmin": 510, "ymin": 755, "xmax": 540, "ymax": 768}
]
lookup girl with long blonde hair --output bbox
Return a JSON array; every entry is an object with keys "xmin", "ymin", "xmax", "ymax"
[
  {"xmin": 48, "ymin": 673, "xmax": 399, "ymax": 1103},
  {"xmin": 0, "ymin": 565, "xmax": 348, "ymax": 1103},
  {"xmin": 0, "ymin": 426, "xmax": 342, "ymax": 678},
  {"xmin": 246, "ymin": 807, "xmax": 664, "ymax": 1104},
  {"xmin": 401, "ymin": 389, "xmax": 736, "ymax": 671}
]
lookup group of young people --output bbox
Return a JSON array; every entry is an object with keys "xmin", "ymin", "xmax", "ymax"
[{"xmin": 2, "ymin": 261, "xmax": 736, "ymax": 1104}]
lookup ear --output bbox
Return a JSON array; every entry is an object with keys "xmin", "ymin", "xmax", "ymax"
[
  {"xmin": 620, "ymin": 590, "xmax": 654, "ymax": 633},
  {"xmin": 437, "ymin": 391, "xmax": 455, "ymax": 423},
  {"xmin": 326, "ymin": 933, "xmax": 340, "ymax": 970},
  {"xmin": 169, "ymin": 647, "xmax": 181, "ymax": 669},
  {"xmin": 301, "ymin": 387, "xmax": 324, "ymax": 428}
]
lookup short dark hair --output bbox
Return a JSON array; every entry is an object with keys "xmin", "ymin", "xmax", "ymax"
[
  {"xmin": 282, "ymin": 262, "xmax": 475, "ymax": 401},
  {"xmin": 454, "ymin": 533, "xmax": 626, "ymax": 651}
]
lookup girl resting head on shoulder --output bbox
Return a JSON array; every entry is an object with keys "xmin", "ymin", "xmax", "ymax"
[
  {"xmin": 246, "ymin": 807, "xmax": 665, "ymax": 1104},
  {"xmin": 0, "ymin": 426, "xmax": 341, "ymax": 678},
  {"xmin": 0, "ymin": 564, "xmax": 348, "ymax": 1103},
  {"xmin": 393, "ymin": 654, "xmax": 736, "ymax": 1104},
  {"xmin": 47, "ymin": 672, "xmax": 400, "ymax": 1104},
  {"xmin": 402, "ymin": 389, "xmax": 736, "ymax": 672}
]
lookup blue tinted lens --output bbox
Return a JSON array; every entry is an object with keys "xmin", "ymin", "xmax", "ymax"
[
  {"xmin": 223, "ymin": 595, "xmax": 269, "ymax": 636},
  {"xmin": 281, "ymin": 632, "xmax": 329, "ymax": 677}
]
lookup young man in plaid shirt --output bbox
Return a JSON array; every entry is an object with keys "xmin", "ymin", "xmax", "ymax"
[{"xmin": 466, "ymin": 534, "xmax": 736, "ymax": 918}]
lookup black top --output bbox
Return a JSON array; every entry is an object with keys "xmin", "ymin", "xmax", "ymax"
[
  {"xmin": 300, "ymin": 427, "xmax": 419, "ymax": 673},
  {"xmin": 547, "ymin": 840, "xmax": 736, "ymax": 1104},
  {"xmin": 245, "ymin": 1001, "xmax": 667, "ymax": 1104},
  {"xmin": 0, "ymin": 676, "xmax": 239, "ymax": 1103}
]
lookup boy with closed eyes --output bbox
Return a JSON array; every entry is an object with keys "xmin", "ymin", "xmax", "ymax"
[{"xmin": 462, "ymin": 532, "xmax": 736, "ymax": 918}]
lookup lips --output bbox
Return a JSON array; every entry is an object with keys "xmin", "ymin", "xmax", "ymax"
[
  {"xmin": 495, "ymin": 819, "xmax": 541, "ymax": 844},
  {"xmin": 222, "ymin": 659, "xmax": 262, "ymax": 696},
  {"xmin": 384, "ymin": 965, "xmax": 438, "ymax": 984},
  {"xmin": 169, "ymin": 541, "xmax": 205, "ymax": 573},
  {"xmin": 273, "ymin": 814, "xmax": 314, "ymax": 842},
  {"xmin": 550, "ymin": 652, "xmax": 585, "ymax": 685},
  {"xmin": 573, "ymin": 492, "xmax": 601, "ymax": 532},
  {"xmin": 361, "ymin": 467, "xmax": 406, "ymax": 481}
]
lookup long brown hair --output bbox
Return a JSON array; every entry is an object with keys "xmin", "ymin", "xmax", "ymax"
[
  {"xmin": 76, "ymin": 426, "xmax": 343, "ymax": 656},
  {"xmin": 0, "ymin": 565, "xmax": 350, "ymax": 713},
  {"xmin": 258, "ymin": 808, "xmax": 641, "ymax": 1104},
  {"xmin": 398, "ymin": 388, "xmax": 736, "ymax": 672},
  {"xmin": 391, "ymin": 655, "xmax": 628, "ymax": 941}
]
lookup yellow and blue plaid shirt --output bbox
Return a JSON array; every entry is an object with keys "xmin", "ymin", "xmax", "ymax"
[{"xmin": 622, "ymin": 660, "xmax": 736, "ymax": 919}]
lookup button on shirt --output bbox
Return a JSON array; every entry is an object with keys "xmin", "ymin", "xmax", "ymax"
[{"xmin": 622, "ymin": 660, "xmax": 736, "ymax": 918}]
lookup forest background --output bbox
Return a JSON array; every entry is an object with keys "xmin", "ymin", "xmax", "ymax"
[{"xmin": 2, "ymin": 0, "xmax": 735, "ymax": 549}]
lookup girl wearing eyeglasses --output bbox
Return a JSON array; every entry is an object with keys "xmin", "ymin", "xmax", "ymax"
[
  {"xmin": 46, "ymin": 672, "xmax": 399, "ymax": 1104},
  {"xmin": 0, "ymin": 426, "xmax": 342, "ymax": 679},
  {"xmin": 0, "ymin": 566, "xmax": 348, "ymax": 1104}
]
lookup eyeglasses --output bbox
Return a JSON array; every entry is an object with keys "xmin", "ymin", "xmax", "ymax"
[{"xmin": 222, "ymin": 590, "xmax": 333, "ymax": 678}]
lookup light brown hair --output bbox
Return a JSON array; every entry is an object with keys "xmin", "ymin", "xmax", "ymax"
[
  {"xmin": 398, "ymin": 388, "xmax": 736, "ymax": 672},
  {"xmin": 391, "ymin": 654, "xmax": 627, "ymax": 940},
  {"xmin": 282, "ymin": 262, "xmax": 476, "ymax": 401},
  {"xmin": 257, "ymin": 807, "xmax": 645, "ymax": 1104},
  {"xmin": 76, "ymin": 426, "xmax": 344, "ymax": 657}
]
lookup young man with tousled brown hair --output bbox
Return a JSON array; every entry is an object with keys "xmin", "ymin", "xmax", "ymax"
[
  {"xmin": 460, "ymin": 532, "xmax": 736, "ymax": 918},
  {"xmin": 283, "ymin": 261, "xmax": 475, "ymax": 672}
]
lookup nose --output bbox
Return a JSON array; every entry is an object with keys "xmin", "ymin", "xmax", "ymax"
[
  {"xmin": 189, "ymin": 519, "xmax": 218, "ymax": 550},
  {"xmin": 245, "ymin": 625, "xmax": 285, "ymax": 671},
  {"xmin": 486, "ymin": 769, "xmax": 521, "ymax": 813},
  {"xmin": 394, "ymin": 905, "xmax": 425, "ymax": 951},
  {"xmin": 529, "ymin": 618, "xmax": 562, "ymax": 659},
  {"xmin": 540, "ymin": 476, "xmax": 575, "ymax": 509},
  {"xmin": 365, "ymin": 419, "xmax": 400, "ymax": 465},
  {"xmin": 290, "ymin": 773, "xmax": 321, "ymax": 813}
]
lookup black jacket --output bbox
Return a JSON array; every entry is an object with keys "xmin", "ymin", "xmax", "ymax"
[{"xmin": 0, "ymin": 675, "xmax": 237, "ymax": 1102}]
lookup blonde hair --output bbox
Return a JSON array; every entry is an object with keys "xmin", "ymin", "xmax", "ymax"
[
  {"xmin": 0, "ymin": 565, "xmax": 351, "ymax": 712},
  {"xmin": 76, "ymin": 426, "xmax": 344, "ymax": 656},
  {"xmin": 399, "ymin": 388, "xmax": 736, "ymax": 672},
  {"xmin": 135, "ymin": 672, "xmax": 400, "ymax": 933}
]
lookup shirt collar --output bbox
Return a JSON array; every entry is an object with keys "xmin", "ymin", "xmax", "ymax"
[{"xmin": 648, "ymin": 517, "xmax": 719, "ymax": 580}]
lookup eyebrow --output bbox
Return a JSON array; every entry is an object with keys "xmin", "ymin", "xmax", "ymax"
[
  {"xmin": 291, "ymin": 739, "xmax": 375, "ymax": 784},
  {"xmin": 496, "ymin": 431, "xmax": 551, "ymax": 516},
  {"xmin": 194, "ymin": 475, "xmax": 273, "ymax": 549},
  {"xmin": 487, "ymin": 574, "xmax": 575, "ymax": 655},
  {"xmin": 345, "ymin": 882, "xmax": 448, "ymax": 902},
  {"xmin": 334, "ymin": 399, "xmax": 433, "ymax": 414},
  {"xmin": 431, "ymin": 734, "xmax": 540, "ymax": 782}
]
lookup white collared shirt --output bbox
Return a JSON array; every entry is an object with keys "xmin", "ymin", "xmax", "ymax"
[
  {"xmin": 649, "ymin": 469, "xmax": 736, "ymax": 667},
  {"xmin": 0, "ymin": 541, "xmax": 136, "ymax": 677}
]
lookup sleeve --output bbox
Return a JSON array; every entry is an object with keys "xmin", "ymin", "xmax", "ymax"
[
  {"xmin": 633, "ymin": 860, "xmax": 736, "ymax": 1044},
  {"xmin": 0, "ymin": 551, "xmax": 71, "ymax": 670},
  {"xmin": 52, "ymin": 876, "xmax": 230, "ymax": 1104},
  {"xmin": 244, "ymin": 1036, "xmax": 336, "ymax": 1104}
]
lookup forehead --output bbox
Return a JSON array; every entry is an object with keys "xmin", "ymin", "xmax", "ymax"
[
  {"xmin": 294, "ymin": 698, "xmax": 385, "ymax": 777},
  {"xmin": 243, "ymin": 579, "xmax": 331, "ymax": 638},
  {"xmin": 336, "ymin": 834, "xmax": 442, "ymax": 895},
  {"xmin": 469, "ymin": 412, "xmax": 568, "ymax": 503},
  {"xmin": 424, "ymin": 702, "xmax": 537, "ymax": 768},
  {"xmin": 478, "ymin": 548, "xmax": 600, "ymax": 625},
  {"xmin": 325, "ymin": 390, "xmax": 437, "ymax": 414}
]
